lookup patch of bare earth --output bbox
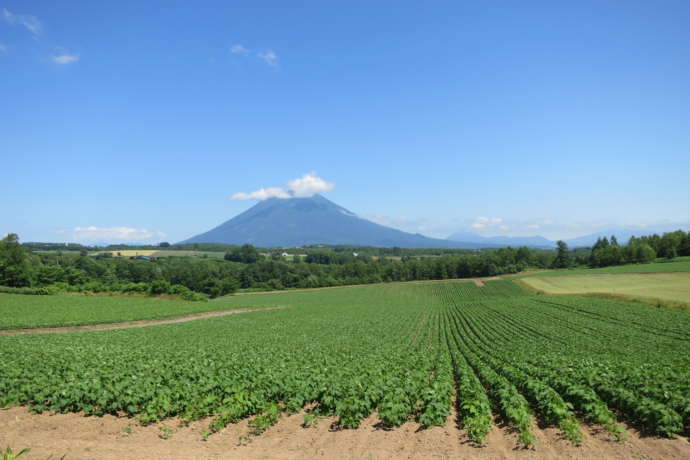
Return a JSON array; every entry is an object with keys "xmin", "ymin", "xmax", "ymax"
[
  {"xmin": 0, "ymin": 306, "xmax": 284, "ymax": 335},
  {"xmin": 1, "ymin": 405, "xmax": 688, "ymax": 460}
]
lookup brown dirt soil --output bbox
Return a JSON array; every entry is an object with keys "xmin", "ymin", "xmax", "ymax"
[
  {"xmin": 473, "ymin": 280, "xmax": 486, "ymax": 287},
  {"xmin": 1, "ymin": 406, "xmax": 688, "ymax": 460},
  {"xmin": 0, "ymin": 306, "xmax": 284, "ymax": 335}
]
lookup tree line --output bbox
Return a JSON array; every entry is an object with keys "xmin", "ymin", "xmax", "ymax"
[
  {"xmin": 588, "ymin": 230, "xmax": 690, "ymax": 268},
  {"xmin": 2, "ymin": 230, "xmax": 687, "ymax": 299},
  {"xmin": 1, "ymin": 235, "xmax": 554, "ymax": 299}
]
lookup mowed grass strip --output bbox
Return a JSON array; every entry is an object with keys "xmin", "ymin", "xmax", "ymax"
[
  {"xmin": 518, "ymin": 259, "xmax": 690, "ymax": 277},
  {"xmin": 521, "ymin": 272, "xmax": 690, "ymax": 304},
  {"xmin": 0, "ymin": 294, "xmax": 254, "ymax": 330}
]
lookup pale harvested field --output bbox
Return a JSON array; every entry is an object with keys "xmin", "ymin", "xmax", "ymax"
[{"xmin": 521, "ymin": 272, "xmax": 690, "ymax": 304}]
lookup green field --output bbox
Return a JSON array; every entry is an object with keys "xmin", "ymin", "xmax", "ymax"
[
  {"xmin": 1, "ymin": 280, "xmax": 689, "ymax": 446},
  {"xmin": 89, "ymin": 249, "xmax": 226, "ymax": 258},
  {"xmin": 518, "ymin": 259, "xmax": 690, "ymax": 277},
  {"xmin": 521, "ymin": 272, "xmax": 690, "ymax": 304},
  {"xmin": 0, "ymin": 294, "xmax": 249, "ymax": 330}
]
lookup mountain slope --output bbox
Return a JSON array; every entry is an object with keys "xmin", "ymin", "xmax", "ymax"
[{"xmin": 181, "ymin": 195, "xmax": 493, "ymax": 248}]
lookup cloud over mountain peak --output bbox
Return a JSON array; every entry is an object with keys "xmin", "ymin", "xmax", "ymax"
[{"xmin": 231, "ymin": 173, "xmax": 334, "ymax": 200}]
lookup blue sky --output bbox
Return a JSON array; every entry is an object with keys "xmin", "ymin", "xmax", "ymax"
[{"xmin": 2, "ymin": 0, "xmax": 689, "ymax": 244}]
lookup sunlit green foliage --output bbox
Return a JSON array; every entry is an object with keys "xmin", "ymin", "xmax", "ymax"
[{"xmin": 1, "ymin": 280, "xmax": 688, "ymax": 445}]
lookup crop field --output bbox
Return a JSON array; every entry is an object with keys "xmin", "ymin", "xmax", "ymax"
[
  {"xmin": 521, "ymin": 272, "xmax": 690, "ymax": 305},
  {"xmin": 1, "ymin": 279, "xmax": 689, "ymax": 459},
  {"xmin": 0, "ymin": 294, "xmax": 250, "ymax": 330},
  {"xmin": 518, "ymin": 259, "xmax": 690, "ymax": 277}
]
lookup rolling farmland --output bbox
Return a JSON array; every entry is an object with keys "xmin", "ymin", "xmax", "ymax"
[
  {"xmin": 521, "ymin": 272, "xmax": 690, "ymax": 305},
  {"xmin": 1, "ymin": 279, "xmax": 689, "ymax": 458}
]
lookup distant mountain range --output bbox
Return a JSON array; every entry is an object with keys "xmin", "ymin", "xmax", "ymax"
[
  {"xmin": 181, "ymin": 195, "xmax": 494, "ymax": 249},
  {"xmin": 181, "ymin": 195, "xmax": 688, "ymax": 249},
  {"xmin": 448, "ymin": 225, "xmax": 689, "ymax": 249},
  {"xmin": 447, "ymin": 232, "xmax": 554, "ymax": 248},
  {"xmin": 561, "ymin": 225, "xmax": 689, "ymax": 248}
]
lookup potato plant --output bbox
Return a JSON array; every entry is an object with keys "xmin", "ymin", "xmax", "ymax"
[{"xmin": 0, "ymin": 280, "xmax": 688, "ymax": 446}]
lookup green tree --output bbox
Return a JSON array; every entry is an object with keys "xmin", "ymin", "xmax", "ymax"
[
  {"xmin": 225, "ymin": 244, "xmax": 261, "ymax": 264},
  {"xmin": 0, "ymin": 233, "xmax": 32, "ymax": 287},
  {"xmin": 679, "ymin": 232, "xmax": 690, "ymax": 256},
  {"xmin": 551, "ymin": 240, "xmax": 571, "ymax": 269},
  {"xmin": 634, "ymin": 244, "xmax": 656, "ymax": 263}
]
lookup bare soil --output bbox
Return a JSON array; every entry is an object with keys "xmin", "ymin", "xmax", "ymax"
[
  {"xmin": 473, "ymin": 280, "xmax": 486, "ymax": 287},
  {"xmin": 0, "ymin": 306, "xmax": 284, "ymax": 335},
  {"xmin": 1, "ymin": 406, "xmax": 688, "ymax": 460}
]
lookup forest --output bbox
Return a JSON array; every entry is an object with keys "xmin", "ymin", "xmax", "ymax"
[{"xmin": 588, "ymin": 230, "xmax": 690, "ymax": 267}]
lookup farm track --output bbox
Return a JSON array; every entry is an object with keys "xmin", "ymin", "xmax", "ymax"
[{"xmin": 0, "ymin": 306, "xmax": 285, "ymax": 335}]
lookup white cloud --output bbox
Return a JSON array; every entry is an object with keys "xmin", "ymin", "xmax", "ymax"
[
  {"xmin": 257, "ymin": 49, "xmax": 278, "ymax": 67},
  {"xmin": 231, "ymin": 173, "xmax": 334, "ymax": 200},
  {"xmin": 52, "ymin": 54, "xmax": 79, "ymax": 64},
  {"xmin": 3, "ymin": 8, "xmax": 42, "ymax": 37},
  {"xmin": 60, "ymin": 226, "xmax": 166, "ymax": 243},
  {"xmin": 231, "ymin": 187, "xmax": 292, "ymax": 201},
  {"xmin": 0, "ymin": 44, "xmax": 7, "ymax": 52},
  {"xmin": 230, "ymin": 44, "xmax": 249, "ymax": 54},
  {"xmin": 287, "ymin": 173, "xmax": 334, "ymax": 197},
  {"xmin": 471, "ymin": 216, "xmax": 503, "ymax": 229}
]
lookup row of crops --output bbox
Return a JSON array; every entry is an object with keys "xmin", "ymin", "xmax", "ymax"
[{"xmin": 0, "ymin": 280, "xmax": 689, "ymax": 446}]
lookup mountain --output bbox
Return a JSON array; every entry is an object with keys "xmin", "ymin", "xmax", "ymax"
[
  {"xmin": 447, "ymin": 231, "xmax": 554, "ymax": 248},
  {"xmin": 180, "ymin": 195, "xmax": 496, "ymax": 248}
]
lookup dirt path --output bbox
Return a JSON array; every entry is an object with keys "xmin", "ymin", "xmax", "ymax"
[
  {"xmin": 473, "ymin": 280, "xmax": 486, "ymax": 287},
  {"xmin": 1, "ymin": 405, "xmax": 688, "ymax": 460},
  {"xmin": 0, "ymin": 306, "xmax": 285, "ymax": 335}
]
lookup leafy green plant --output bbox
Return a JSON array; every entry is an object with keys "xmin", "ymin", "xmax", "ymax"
[
  {"xmin": 158, "ymin": 426, "xmax": 174, "ymax": 440},
  {"xmin": 237, "ymin": 436, "xmax": 252, "ymax": 446},
  {"xmin": 1, "ymin": 446, "xmax": 31, "ymax": 460},
  {"xmin": 0, "ymin": 279, "xmax": 688, "ymax": 448},
  {"xmin": 302, "ymin": 413, "xmax": 318, "ymax": 428},
  {"xmin": 248, "ymin": 403, "xmax": 281, "ymax": 435}
]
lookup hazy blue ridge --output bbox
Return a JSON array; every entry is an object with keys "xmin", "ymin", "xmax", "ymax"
[{"xmin": 447, "ymin": 231, "xmax": 554, "ymax": 248}]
